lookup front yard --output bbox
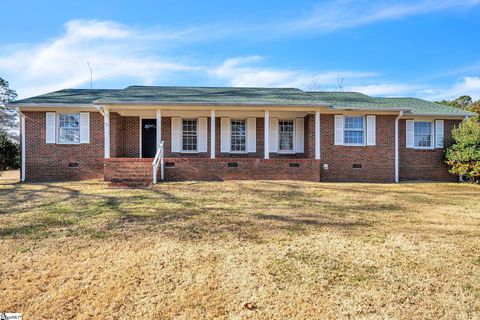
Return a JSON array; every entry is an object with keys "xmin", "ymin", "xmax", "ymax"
[{"xmin": 0, "ymin": 177, "xmax": 479, "ymax": 319}]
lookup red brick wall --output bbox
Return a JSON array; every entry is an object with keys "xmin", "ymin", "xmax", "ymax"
[
  {"xmin": 122, "ymin": 116, "xmax": 140, "ymax": 157},
  {"xmin": 304, "ymin": 114, "xmax": 315, "ymax": 159},
  {"xmin": 161, "ymin": 116, "xmax": 305, "ymax": 159},
  {"xmin": 104, "ymin": 158, "xmax": 321, "ymax": 182},
  {"xmin": 110, "ymin": 112, "xmax": 122, "ymax": 158},
  {"xmin": 23, "ymin": 111, "xmax": 104, "ymax": 181},
  {"xmin": 319, "ymin": 115, "xmax": 396, "ymax": 183},
  {"xmin": 23, "ymin": 111, "xmax": 463, "ymax": 183},
  {"xmin": 399, "ymin": 119, "xmax": 460, "ymax": 181}
]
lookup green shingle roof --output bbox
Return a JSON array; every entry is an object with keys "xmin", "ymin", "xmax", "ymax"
[
  {"xmin": 14, "ymin": 89, "xmax": 119, "ymax": 104},
  {"xmin": 14, "ymin": 85, "xmax": 476, "ymax": 116}
]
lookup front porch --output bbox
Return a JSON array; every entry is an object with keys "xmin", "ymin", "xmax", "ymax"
[
  {"xmin": 102, "ymin": 107, "xmax": 322, "ymax": 185},
  {"xmin": 104, "ymin": 157, "xmax": 322, "ymax": 186}
]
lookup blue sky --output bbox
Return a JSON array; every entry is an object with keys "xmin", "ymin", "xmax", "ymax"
[{"xmin": 1, "ymin": 0, "xmax": 480, "ymax": 100}]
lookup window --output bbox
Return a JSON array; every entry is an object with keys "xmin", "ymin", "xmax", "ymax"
[
  {"xmin": 414, "ymin": 121, "xmax": 432, "ymax": 148},
  {"xmin": 231, "ymin": 120, "xmax": 246, "ymax": 152},
  {"xmin": 279, "ymin": 120, "xmax": 294, "ymax": 152},
  {"xmin": 344, "ymin": 116, "xmax": 365, "ymax": 145},
  {"xmin": 182, "ymin": 119, "xmax": 197, "ymax": 151},
  {"xmin": 58, "ymin": 113, "xmax": 80, "ymax": 144}
]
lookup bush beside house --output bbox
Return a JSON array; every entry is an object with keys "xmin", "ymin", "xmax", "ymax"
[
  {"xmin": 0, "ymin": 129, "xmax": 19, "ymax": 171},
  {"xmin": 445, "ymin": 118, "xmax": 480, "ymax": 183}
]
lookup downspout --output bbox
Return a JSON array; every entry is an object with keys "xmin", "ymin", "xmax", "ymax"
[
  {"xmin": 96, "ymin": 105, "xmax": 105, "ymax": 116},
  {"xmin": 394, "ymin": 111, "xmax": 404, "ymax": 183},
  {"xmin": 18, "ymin": 108, "xmax": 26, "ymax": 182}
]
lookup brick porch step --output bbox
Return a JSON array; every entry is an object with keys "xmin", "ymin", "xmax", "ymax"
[{"xmin": 106, "ymin": 162, "xmax": 156, "ymax": 187}]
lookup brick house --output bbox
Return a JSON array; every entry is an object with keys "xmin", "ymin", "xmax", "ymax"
[{"xmin": 13, "ymin": 86, "xmax": 475, "ymax": 186}]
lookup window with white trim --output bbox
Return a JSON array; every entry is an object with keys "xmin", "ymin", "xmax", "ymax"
[
  {"xmin": 414, "ymin": 121, "xmax": 432, "ymax": 148},
  {"xmin": 182, "ymin": 119, "xmax": 197, "ymax": 151},
  {"xmin": 58, "ymin": 113, "xmax": 80, "ymax": 144},
  {"xmin": 278, "ymin": 120, "xmax": 294, "ymax": 152},
  {"xmin": 344, "ymin": 116, "xmax": 365, "ymax": 145},
  {"xmin": 231, "ymin": 120, "xmax": 246, "ymax": 152}
]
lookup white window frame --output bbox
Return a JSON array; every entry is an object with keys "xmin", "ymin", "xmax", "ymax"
[
  {"xmin": 57, "ymin": 113, "xmax": 81, "ymax": 144},
  {"xmin": 230, "ymin": 119, "xmax": 247, "ymax": 153},
  {"xmin": 278, "ymin": 119, "xmax": 295, "ymax": 154},
  {"xmin": 343, "ymin": 115, "xmax": 366, "ymax": 146},
  {"xmin": 181, "ymin": 118, "xmax": 199, "ymax": 153},
  {"xmin": 413, "ymin": 119, "xmax": 434, "ymax": 150}
]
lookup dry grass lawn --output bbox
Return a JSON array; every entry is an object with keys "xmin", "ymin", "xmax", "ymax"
[{"xmin": 0, "ymin": 175, "xmax": 479, "ymax": 319}]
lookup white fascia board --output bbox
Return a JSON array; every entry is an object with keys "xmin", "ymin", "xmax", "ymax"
[
  {"xmin": 16, "ymin": 104, "xmax": 97, "ymax": 111},
  {"xmin": 93, "ymin": 100, "xmax": 332, "ymax": 107},
  {"xmin": 402, "ymin": 113, "xmax": 473, "ymax": 118}
]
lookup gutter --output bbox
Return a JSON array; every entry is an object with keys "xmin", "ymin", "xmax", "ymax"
[
  {"xmin": 9, "ymin": 103, "xmax": 95, "ymax": 108},
  {"xmin": 93, "ymin": 100, "xmax": 333, "ymax": 108},
  {"xmin": 394, "ymin": 110, "xmax": 404, "ymax": 183}
]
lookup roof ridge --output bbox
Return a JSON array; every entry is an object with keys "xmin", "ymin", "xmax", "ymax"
[{"xmin": 124, "ymin": 85, "xmax": 303, "ymax": 91}]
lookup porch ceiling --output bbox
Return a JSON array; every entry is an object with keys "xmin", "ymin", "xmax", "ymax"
[{"xmin": 113, "ymin": 109, "xmax": 311, "ymax": 118}]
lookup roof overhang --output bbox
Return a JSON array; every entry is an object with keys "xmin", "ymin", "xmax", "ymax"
[
  {"xmin": 13, "ymin": 102, "xmax": 473, "ymax": 119},
  {"xmin": 13, "ymin": 103, "xmax": 97, "ymax": 110},
  {"xmin": 94, "ymin": 100, "xmax": 332, "ymax": 107}
]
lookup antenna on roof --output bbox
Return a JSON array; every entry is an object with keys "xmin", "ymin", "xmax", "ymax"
[
  {"xmin": 87, "ymin": 61, "xmax": 93, "ymax": 89},
  {"xmin": 309, "ymin": 74, "xmax": 322, "ymax": 91},
  {"xmin": 337, "ymin": 75, "xmax": 344, "ymax": 91}
]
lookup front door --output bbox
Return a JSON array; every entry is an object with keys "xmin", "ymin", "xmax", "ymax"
[{"xmin": 141, "ymin": 119, "xmax": 157, "ymax": 158}]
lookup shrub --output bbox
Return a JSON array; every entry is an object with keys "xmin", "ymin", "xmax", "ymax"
[
  {"xmin": 0, "ymin": 129, "xmax": 19, "ymax": 171},
  {"xmin": 445, "ymin": 118, "xmax": 480, "ymax": 182}
]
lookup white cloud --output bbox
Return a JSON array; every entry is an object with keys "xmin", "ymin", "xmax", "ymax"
[
  {"xmin": 285, "ymin": 0, "xmax": 480, "ymax": 33},
  {"xmin": 3, "ymin": 15, "xmax": 480, "ymax": 101},
  {"xmin": 209, "ymin": 55, "xmax": 376, "ymax": 89},
  {"xmin": 421, "ymin": 77, "xmax": 480, "ymax": 101},
  {"xmin": 348, "ymin": 83, "xmax": 419, "ymax": 96},
  {"xmin": 349, "ymin": 77, "xmax": 480, "ymax": 100},
  {"xmin": 0, "ymin": 20, "xmax": 201, "ymax": 98}
]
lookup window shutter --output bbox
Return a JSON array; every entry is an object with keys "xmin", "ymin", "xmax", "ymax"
[
  {"xmin": 220, "ymin": 118, "xmax": 230, "ymax": 152},
  {"xmin": 269, "ymin": 118, "xmax": 278, "ymax": 152},
  {"xmin": 295, "ymin": 117, "xmax": 304, "ymax": 153},
  {"xmin": 435, "ymin": 120, "xmax": 444, "ymax": 148},
  {"xmin": 406, "ymin": 120, "xmax": 414, "ymax": 148},
  {"xmin": 247, "ymin": 118, "xmax": 256, "ymax": 152},
  {"xmin": 334, "ymin": 115, "xmax": 344, "ymax": 145},
  {"xmin": 198, "ymin": 117, "xmax": 208, "ymax": 152},
  {"xmin": 46, "ymin": 112, "xmax": 56, "ymax": 143},
  {"xmin": 171, "ymin": 117, "xmax": 181, "ymax": 152},
  {"xmin": 366, "ymin": 115, "xmax": 376, "ymax": 146},
  {"xmin": 80, "ymin": 112, "xmax": 90, "ymax": 143}
]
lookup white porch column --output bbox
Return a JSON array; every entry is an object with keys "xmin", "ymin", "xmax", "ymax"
[
  {"xmin": 20, "ymin": 112, "xmax": 26, "ymax": 182},
  {"xmin": 394, "ymin": 111, "xmax": 403, "ymax": 183},
  {"xmin": 210, "ymin": 110, "xmax": 216, "ymax": 159},
  {"xmin": 156, "ymin": 110, "xmax": 162, "ymax": 150},
  {"xmin": 264, "ymin": 110, "xmax": 270, "ymax": 159},
  {"xmin": 104, "ymin": 108, "xmax": 110, "ymax": 158},
  {"xmin": 315, "ymin": 111, "xmax": 320, "ymax": 160}
]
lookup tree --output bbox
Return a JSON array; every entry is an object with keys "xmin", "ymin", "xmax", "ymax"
[
  {"xmin": 453, "ymin": 95, "xmax": 473, "ymax": 109},
  {"xmin": 469, "ymin": 100, "xmax": 480, "ymax": 117},
  {"xmin": 0, "ymin": 129, "xmax": 20, "ymax": 171},
  {"xmin": 0, "ymin": 77, "xmax": 18, "ymax": 140},
  {"xmin": 445, "ymin": 118, "xmax": 480, "ymax": 183},
  {"xmin": 437, "ymin": 95, "xmax": 480, "ymax": 120}
]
